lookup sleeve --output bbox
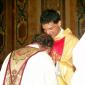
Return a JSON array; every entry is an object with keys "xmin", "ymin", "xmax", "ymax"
[
  {"xmin": 71, "ymin": 33, "xmax": 85, "ymax": 85},
  {"xmin": 0, "ymin": 53, "xmax": 11, "ymax": 85}
]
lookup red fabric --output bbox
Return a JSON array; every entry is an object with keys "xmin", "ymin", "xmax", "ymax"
[
  {"xmin": 50, "ymin": 37, "xmax": 65, "ymax": 62},
  {"xmin": 52, "ymin": 37, "xmax": 65, "ymax": 56}
]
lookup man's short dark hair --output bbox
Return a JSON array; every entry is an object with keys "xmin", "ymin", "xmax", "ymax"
[{"xmin": 40, "ymin": 9, "xmax": 61, "ymax": 24}]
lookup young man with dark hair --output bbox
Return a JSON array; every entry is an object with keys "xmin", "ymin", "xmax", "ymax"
[{"xmin": 40, "ymin": 9, "xmax": 79, "ymax": 85}]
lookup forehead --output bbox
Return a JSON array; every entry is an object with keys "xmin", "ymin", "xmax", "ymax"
[{"xmin": 42, "ymin": 22, "xmax": 55, "ymax": 29}]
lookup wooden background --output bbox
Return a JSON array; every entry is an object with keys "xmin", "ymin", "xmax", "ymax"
[{"xmin": 0, "ymin": 0, "xmax": 83, "ymax": 69}]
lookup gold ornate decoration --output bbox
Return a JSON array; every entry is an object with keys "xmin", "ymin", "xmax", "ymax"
[
  {"xmin": 12, "ymin": 46, "xmax": 40, "ymax": 64},
  {"xmin": 4, "ymin": 46, "xmax": 41, "ymax": 85}
]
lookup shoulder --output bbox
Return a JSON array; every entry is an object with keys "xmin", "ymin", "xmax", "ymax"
[{"xmin": 64, "ymin": 28, "xmax": 79, "ymax": 42}]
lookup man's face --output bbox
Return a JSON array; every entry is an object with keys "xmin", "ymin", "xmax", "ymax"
[{"xmin": 42, "ymin": 21, "xmax": 61, "ymax": 39}]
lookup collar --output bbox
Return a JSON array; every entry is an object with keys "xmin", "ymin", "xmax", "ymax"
[
  {"xmin": 54, "ymin": 28, "xmax": 64, "ymax": 40},
  {"xmin": 27, "ymin": 43, "xmax": 39, "ymax": 48}
]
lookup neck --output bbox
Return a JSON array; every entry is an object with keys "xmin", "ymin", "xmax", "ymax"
[
  {"xmin": 39, "ymin": 45, "xmax": 50, "ymax": 53},
  {"xmin": 54, "ymin": 28, "xmax": 64, "ymax": 40}
]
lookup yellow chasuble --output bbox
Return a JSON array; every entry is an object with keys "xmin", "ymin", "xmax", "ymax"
[{"xmin": 51, "ymin": 28, "xmax": 79, "ymax": 85}]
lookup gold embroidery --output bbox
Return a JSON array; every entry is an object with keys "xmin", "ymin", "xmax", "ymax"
[
  {"xmin": 5, "ymin": 46, "xmax": 41, "ymax": 85},
  {"xmin": 11, "ymin": 69, "xmax": 17, "ymax": 81},
  {"xmin": 12, "ymin": 47, "xmax": 40, "ymax": 64}
]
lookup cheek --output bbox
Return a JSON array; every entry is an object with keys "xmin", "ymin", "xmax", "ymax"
[
  {"xmin": 51, "ymin": 29, "xmax": 56, "ymax": 34},
  {"xmin": 50, "ymin": 30, "xmax": 57, "ymax": 36},
  {"xmin": 53, "ymin": 28, "xmax": 58, "ymax": 33}
]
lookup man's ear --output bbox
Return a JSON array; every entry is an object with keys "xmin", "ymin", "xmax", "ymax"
[{"xmin": 58, "ymin": 20, "xmax": 61, "ymax": 27}]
